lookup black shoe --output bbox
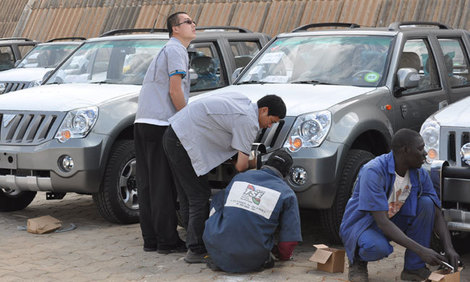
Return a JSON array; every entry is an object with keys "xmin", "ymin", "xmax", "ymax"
[
  {"xmin": 263, "ymin": 253, "xmax": 275, "ymax": 269},
  {"xmin": 143, "ymin": 241, "xmax": 157, "ymax": 252},
  {"xmin": 348, "ymin": 259, "xmax": 368, "ymax": 282},
  {"xmin": 400, "ymin": 267, "xmax": 431, "ymax": 281},
  {"xmin": 157, "ymin": 239, "xmax": 187, "ymax": 254},
  {"xmin": 206, "ymin": 257, "xmax": 221, "ymax": 272},
  {"xmin": 184, "ymin": 249, "xmax": 209, "ymax": 263}
]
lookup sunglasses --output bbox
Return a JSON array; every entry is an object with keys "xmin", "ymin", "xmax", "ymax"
[{"xmin": 175, "ymin": 19, "xmax": 196, "ymax": 26}]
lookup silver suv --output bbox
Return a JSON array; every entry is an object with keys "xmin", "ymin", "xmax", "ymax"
[
  {"xmin": 206, "ymin": 22, "xmax": 470, "ymax": 242},
  {"xmin": 0, "ymin": 28, "xmax": 270, "ymax": 223}
]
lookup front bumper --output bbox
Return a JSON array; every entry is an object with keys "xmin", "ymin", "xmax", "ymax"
[
  {"xmin": 431, "ymin": 160, "xmax": 470, "ymax": 232},
  {"xmin": 0, "ymin": 133, "xmax": 107, "ymax": 193}
]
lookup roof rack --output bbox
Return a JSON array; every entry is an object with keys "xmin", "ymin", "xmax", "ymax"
[
  {"xmin": 196, "ymin": 26, "xmax": 252, "ymax": 33},
  {"xmin": 292, "ymin": 22, "xmax": 360, "ymax": 32},
  {"xmin": 99, "ymin": 28, "xmax": 167, "ymax": 37},
  {"xmin": 0, "ymin": 37, "xmax": 34, "ymax": 42},
  {"xmin": 46, "ymin": 37, "xmax": 86, "ymax": 42},
  {"xmin": 388, "ymin": 21, "xmax": 450, "ymax": 30}
]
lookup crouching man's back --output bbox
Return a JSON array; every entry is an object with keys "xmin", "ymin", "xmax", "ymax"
[{"xmin": 203, "ymin": 150, "xmax": 302, "ymax": 273}]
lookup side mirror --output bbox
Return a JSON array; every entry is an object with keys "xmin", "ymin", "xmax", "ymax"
[
  {"xmin": 189, "ymin": 68, "xmax": 198, "ymax": 86},
  {"xmin": 397, "ymin": 68, "xmax": 420, "ymax": 89},
  {"xmin": 231, "ymin": 67, "xmax": 243, "ymax": 82}
]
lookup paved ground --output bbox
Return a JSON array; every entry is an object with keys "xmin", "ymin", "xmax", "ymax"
[{"xmin": 0, "ymin": 194, "xmax": 469, "ymax": 281}]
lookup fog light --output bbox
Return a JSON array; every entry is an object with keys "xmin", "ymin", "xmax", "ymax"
[
  {"xmin": 290, "ymin": 167, "xmax": 307, "ymax": 185},
  {"xmin": 59, "ymin": 155, "xmax": 74, "ymax": 172},
  {"xmin": 460, "ymin": 143, "xmax": 470, "ymax": 165}
]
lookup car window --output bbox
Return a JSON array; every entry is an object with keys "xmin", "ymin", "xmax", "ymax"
[
  {"xmin": 46, "ymin": 39, "xmax": 166, "ymax": 85},
  {"xmin": 17, "ymin": 44, "xmax": 79, "ymax": 68},
  {"xmin": 189, "ymin": 43, "xmax": 226, "ymax": 92},
  {"xmin": 399, "ymin": 38, "xmax": 441, "ymax": 95},
  {"xmin": 437, "ymin": 38, "xmax": 470, "ymax": 88},
  {"xmin": 229, "ymin": 41, "xmax": 261, "ymax": 69},
  {"xmin": 0, "ymin": 46, "xmax": 15, "ymax": 71},
  {"xmin": 238, "ymin": 35, "xmax": 392, "ymax": 87}
]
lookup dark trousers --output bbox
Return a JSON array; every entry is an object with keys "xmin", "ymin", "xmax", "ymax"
[
  {"xmin": 357, "ymin": 195, "xmax": 435, "ymax": 270},
  {"xmin": 163, "ymin": 126, "xmax": 210, "ymax": 254},
  {"xmin": 134, "ymin": 123, "xmax": 180, "ymax": 249}
]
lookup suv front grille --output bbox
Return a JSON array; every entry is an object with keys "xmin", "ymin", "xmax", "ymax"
[
  {"xmin": 441, "ymin": 126, "xmax": 470, "ymax": 167},
  {"xmin": 0, "ymin": 111, "xmax": 63, "ymax": 145},
  {"xmin": 3, "ymin": 82, "xmax": 28, "ymax": 93}
]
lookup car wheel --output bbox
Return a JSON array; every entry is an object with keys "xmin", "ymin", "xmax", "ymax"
[
  {"xmin": 93, "ymin": 140, "xmax": 139, "ymax": 224},
  {"xmin": 320, "ymin": 149, "xmax": 374, "ymax": 243},
  {"xmin": 0, "ymin": 188, "xmax": 36, "ymax": 212}
]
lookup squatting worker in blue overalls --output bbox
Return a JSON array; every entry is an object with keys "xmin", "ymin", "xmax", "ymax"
[
  {"xmin": 162, "ymin": 93, "xmax": 286, "ymax": 264},
  {"xmin": 203, "ymin": 150, "xmax": 302, "ymax": 273},
  {"xmin": 340, "ymin": 129, "xmax": 460, "ymax": 282},
  {"xmin": 134, "ymin": 12, "xmax": 196, "ymax": 254}
]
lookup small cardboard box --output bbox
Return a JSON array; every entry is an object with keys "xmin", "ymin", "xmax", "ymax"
[
  {"xmin": 427, "ymin": 267, "xmax": 463, "ymax": 282},
  {"xmin": 309, "ymin": 244, "xmax": 345, "ymax": 273},
  {"xmin": 27, "ymin": 215, "xmax": 62, "ymax": 234}
]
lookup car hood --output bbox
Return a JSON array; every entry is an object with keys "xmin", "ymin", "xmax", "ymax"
[
  {"xmin": 434, "ymin": 96, "xmax": 470, "ymax": 127},
  {"xmin": 193, "ymin": 84, "xmax": 375, "ymax": 116},
  {"xmin": 0, "ymin": 67, "xmax": 54, "ymax": 82},
  {"xmin": 0, "ymin": 84, "xmax": 141, "ymax": 111}
]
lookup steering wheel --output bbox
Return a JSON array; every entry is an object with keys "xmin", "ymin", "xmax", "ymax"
[{"xmin": 352, "ymin": 70, "xmax": 381, "ymax": 83}]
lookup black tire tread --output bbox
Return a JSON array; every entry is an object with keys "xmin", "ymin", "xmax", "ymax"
[{"xmin": 0, "ymin": 191, "xmax": 36, "ymax": 212}]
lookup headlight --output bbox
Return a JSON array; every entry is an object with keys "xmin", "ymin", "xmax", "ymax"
[
  {"xmin": 55, "ymin": 106, "xmax": 98, "ymax": 143},
  {"xmin": 284, "ymin": 111, "xmax": 331, "ymax": 152},
  {"xmin": 27, "ymin": 80, "xmax": 42, "ymax": 88},
  {"xmin": 420, "ymin": 117, "xmax": 440, "ymax": 163}
]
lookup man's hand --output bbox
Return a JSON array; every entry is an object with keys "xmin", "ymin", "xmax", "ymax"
[
  {"xmin": 444, "ymin": 246, "xmax": 460, "ymax": 270},
  {"xmin": 433, "ymin": 205, "xmax": 461, "ymax": 270},
  {"xmin": 415, "ymin": 247, "xmax": 447, "ymax": 267}
]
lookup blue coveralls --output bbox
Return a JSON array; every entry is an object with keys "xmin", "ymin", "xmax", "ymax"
[
  {"xmin": 339, "ymin": 152, "xmax": 440, "ymax": 270},
  {"xmin": 203, "ymin": 167, "xmax": 302, "ymax": 273}
]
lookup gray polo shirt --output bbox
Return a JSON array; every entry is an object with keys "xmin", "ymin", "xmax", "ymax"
[
  {"xmin": 169, "ymin": 92, "xmax": 260, "ymax": 176},
  {"xmin": 135, "ymin": 37, "xmax": 190, "ymax": 126}
]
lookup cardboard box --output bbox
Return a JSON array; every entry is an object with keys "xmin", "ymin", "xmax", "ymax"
[
  {"xmin": 27, "ymin": 215, "xmax": 62, "ymax": 234},
  {"xmin": 309, "ymin": 244, "xmax": 345, "ymax": 273},
  {"xmin": 427, "ymin": 267, "xmax": 463, "ymax": 282}
]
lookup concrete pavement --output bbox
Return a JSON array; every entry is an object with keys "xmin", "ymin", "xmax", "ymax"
[{"xmin": 0, "ymin": 194, "xmax": 468, "ymax": 281}]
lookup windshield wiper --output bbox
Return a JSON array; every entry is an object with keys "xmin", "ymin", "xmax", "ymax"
[
  {"xmin": 291, "ymin": 80, "xmax": 336, "ymax": 85},
  {"xmin": 237, "ymin": 80, "xmax": 265, "ymax": 85}
]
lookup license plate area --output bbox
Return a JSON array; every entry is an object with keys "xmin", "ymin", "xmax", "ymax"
[{"xmin": 0, "ymin": 152, "xmax": 17, "ymax": 169}]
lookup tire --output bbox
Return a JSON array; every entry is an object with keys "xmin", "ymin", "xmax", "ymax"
[
  {"xmin": 0, "ymin": 189, "xmax": 36, "ymax": 211},
  {"xmin": 93, "ymin": 140, "xmax": 139, "ymax": 224},
  {"xmin": 320, "ymin": 149, "xmax": 375, "ymax": 243}
]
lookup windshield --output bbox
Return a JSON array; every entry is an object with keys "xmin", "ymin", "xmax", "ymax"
[
  {"xmin": 238, "ymin": 35, "xmax": 393, "ymax": 87},
  {"xmin": 17, "ymin": 43, "xmax": 79, "ymax": 68},
  {"xmin": 45, "ymin": 39, "xmax": 166, "ymax": 85}
]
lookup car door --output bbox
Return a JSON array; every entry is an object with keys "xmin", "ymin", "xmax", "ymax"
[{"xmin": 392, "ymin": 37, "xmax": 449, "ymax": 132}]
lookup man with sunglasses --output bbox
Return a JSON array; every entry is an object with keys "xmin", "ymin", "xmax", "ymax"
[{"xmin": 134, "ymin": 12, "xmax": 196, "ymax": 254}]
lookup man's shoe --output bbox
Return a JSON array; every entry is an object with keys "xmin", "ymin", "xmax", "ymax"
[
  {"xmin": 348, "ymin": 259, "xmax": 368, "ymax": 282},
  {"xmin": 143, "ymin": 241, "xmax": 157, "ymax": 252},
  {"xmin": 184, "ymin": 249, "xmax": 208, "ymax": 263},
  {"xmin": 157, "ymin": 239, "xmax": 187, "ymax": 254},
  {"xmin": 206, "ymin": 257, "xmax": 221, "ymax": 272},
  {"xmin": 400, "ymin": 267, "xmax": 431, "ymax": 281}
]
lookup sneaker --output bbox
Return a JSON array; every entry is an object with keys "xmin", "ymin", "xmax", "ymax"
[
  {"xmin": 400, "ymin": 267, "xmax": 431, "ymax": 281},
  {"xmin": 348, "ymin": 259, "xmax": 368, "ymax": 282},
  {"xmin": 184, "ymin": 249, "xmax": 209, "ymax": 263},
  {"xmin": 262, "ymin": 253, "xmax": 275, "ymax": 269},
  {"xmin": 206, "ymin": 257, "xmax": 221, "ymax": 272},
  {"xmin": 157, "ymin": 239, "xmax": 187, "ymax": 254}
]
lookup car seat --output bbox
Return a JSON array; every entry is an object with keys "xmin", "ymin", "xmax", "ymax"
[
  {"xmin": 0, "ymin": 53, "xmax": 14, "ymax": 70},
  {"xmin": 398, "ymin": 52, "xmax": 421, "ymax": 71},
  {"xmin": 191, "ymin": 56, "xmax": 218, "ymax": 90}
]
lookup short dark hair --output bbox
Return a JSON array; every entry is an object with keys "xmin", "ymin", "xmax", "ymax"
[
  {"xmin": 391, "ymin": 128, "xmax": 421, "ymax": 152},
  {"xmin": 257, "ymin": 95, "xmax": 286, "ymax": 119},
  {"xmin": 167, "ymin": 12, "xmax": 187, "ymax": 37},
  {"xmin": 265, "ymin": 150, "xmax": 293, "ymax": 178}
]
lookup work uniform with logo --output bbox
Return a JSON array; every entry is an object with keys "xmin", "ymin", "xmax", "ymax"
[
  {"xmin": 339, "ymin": 152, "xmax": 440, "ymax": 271},
  {"xmin": 203, "ymin": 166, "xmax": 302, "ymax": 273}
]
